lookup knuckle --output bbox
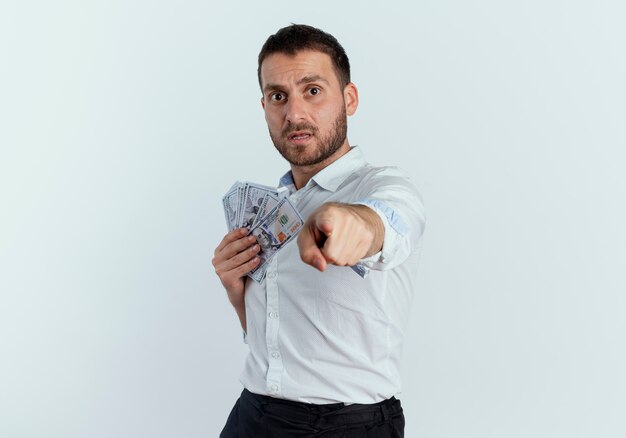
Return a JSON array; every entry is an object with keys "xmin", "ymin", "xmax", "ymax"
[
  {"xmin": 321, "ymin": 249, "xmax": 336, "ymax": 264},
  {"xmin": 299, "ymin": 251, "xmax": 313, "ymax": 263}
]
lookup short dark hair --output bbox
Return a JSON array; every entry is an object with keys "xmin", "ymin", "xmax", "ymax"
[{"xmin": 257, "ymin": 24, "xmax": 351, "ymax": 90}]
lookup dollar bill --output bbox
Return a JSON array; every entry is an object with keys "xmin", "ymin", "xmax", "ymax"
[
  {"xmin": 251, "ymin": 193, "xmax": 280, "ymax": 229},
  {"xmin": 240, "ymin": 182, "xmax": 279, "ymax": 230},
  {"xmin": 222, "ymin": 181, "xmax": 243, "ymax": 231},
  {"xmin": 236, "ymin": 185, "xmax": 246, "ymax": 228},
  {"xmin": 248, "ymin": 197, "xmax": 304, "ymax": 282}
]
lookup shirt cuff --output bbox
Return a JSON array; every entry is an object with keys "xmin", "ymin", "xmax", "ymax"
[{"xmin": 352, "ymin": 199, "xmax": 410, "ymax": 270}]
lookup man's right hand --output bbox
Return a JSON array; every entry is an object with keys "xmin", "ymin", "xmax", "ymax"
[{"xmin": 212, "ymin": 228, "xmax": 261, "ymax": 309}]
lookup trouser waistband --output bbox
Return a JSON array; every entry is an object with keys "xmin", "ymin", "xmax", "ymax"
[{"xmin": 241, "ymin": 389, "xmax": 402, "ymax": 427}]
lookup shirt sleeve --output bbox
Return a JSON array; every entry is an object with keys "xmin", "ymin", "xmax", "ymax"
[{"xmin": 351, "ymin": 167, "xmax": 426, "ymax": 271}]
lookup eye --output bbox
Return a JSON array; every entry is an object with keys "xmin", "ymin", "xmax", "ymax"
[
  {"xmin": 270, "ymin": 92, "xmax": 285, "ymax": 102},
  {"xmin": 308, "ymin": 87, "xmax": 321, "ymax": 96}
]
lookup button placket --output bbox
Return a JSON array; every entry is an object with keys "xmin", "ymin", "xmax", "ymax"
[{"xmin": 264, "ymin": 256, "xmax": 283, "ymax": 395}]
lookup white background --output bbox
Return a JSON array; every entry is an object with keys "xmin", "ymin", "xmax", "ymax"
[{"xmin": 1, "ymin": 1, "xmax": 625, "ymax": 437}]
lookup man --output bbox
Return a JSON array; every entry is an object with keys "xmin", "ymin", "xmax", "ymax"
[{"xmin": 212, "ymin": 24, "xmax": 425, "ymax": 437}]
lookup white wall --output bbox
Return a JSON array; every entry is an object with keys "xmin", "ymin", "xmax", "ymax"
[{"xmin": 1, "ymin": 1, "xmax": 624, "ymax": 437}]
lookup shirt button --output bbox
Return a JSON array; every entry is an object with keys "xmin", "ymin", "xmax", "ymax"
[
  {"xmin": 268, "ymin": 311, "xmax": 278, "ymax": 319},
  {"xmin": 271, "ymin": 351, "xmax": 280, "ymax": 359},
  {"xmin": 267, "ymin": 271, "xmax": 277, "ymax": 279},
  {"xmin": 270, "ymin": 384, "xmax": 279, "ymax": 393}
]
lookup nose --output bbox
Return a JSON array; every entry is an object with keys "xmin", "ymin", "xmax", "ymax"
[{"xmin": 285, "ymin": 95, "xmax": 307, "ymax": 124}]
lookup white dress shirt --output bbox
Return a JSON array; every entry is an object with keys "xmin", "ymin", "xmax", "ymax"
[{"xmin": 240, "ymin": 146, "xmax": 426, "ymax": 404}]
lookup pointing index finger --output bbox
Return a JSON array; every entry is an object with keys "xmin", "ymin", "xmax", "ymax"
[{"xmin": 298, "ymin": 223, "xmax": 327, "ymax": 272}]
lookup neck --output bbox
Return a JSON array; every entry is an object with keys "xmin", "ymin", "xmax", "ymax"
[{"xmin": 291, "ymin": 142, "xmax": 351, "ymax": 190}]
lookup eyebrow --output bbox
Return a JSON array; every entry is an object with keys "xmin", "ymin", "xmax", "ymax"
[
  {"xmin": 297, "ymin": 75, "xmax": 330, "ymax": 86},
  {"xmin": 263, "ymin": 74, "xmax": 330, "ymax": 94}
]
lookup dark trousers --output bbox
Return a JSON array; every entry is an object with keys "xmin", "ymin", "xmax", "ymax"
[{"xmin": 220, "ymin": 389, "xmax": 404, "ymax": 437}]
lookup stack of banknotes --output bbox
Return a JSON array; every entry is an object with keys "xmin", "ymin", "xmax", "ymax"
[{"xmin": 222, "ymin": 181, "xmax": 304, "ymax": 282}]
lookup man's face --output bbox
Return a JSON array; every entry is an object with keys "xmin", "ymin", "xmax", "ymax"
[{"xmin": 260, "ymin": 50, "xmax": 358, "ymax": 168}]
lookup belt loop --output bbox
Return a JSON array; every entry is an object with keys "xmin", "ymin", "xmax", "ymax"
[{"xmin": 380, "ymin": 403, "xmax": 389, "ymax": 422}]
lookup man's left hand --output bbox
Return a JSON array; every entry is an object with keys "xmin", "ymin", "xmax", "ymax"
[{"xmin": 297, "ymin": 203, "xmax": 384, "ymax": 272}]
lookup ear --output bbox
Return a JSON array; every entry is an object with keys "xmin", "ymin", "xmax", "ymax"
[
  {"xmin": 343, "ymin": 82, "xmax": 359, "ymax": 116},
  {"xmin": 261, "ymin": 97, "xmax": 265, "ymax": 110}
]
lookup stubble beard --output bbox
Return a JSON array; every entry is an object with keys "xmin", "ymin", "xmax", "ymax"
[{"xmin": 269, "ymin": 107, "xmax": 348, "ymax": 167}]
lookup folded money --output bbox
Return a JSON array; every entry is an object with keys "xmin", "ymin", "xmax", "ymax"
[
  {"xmin": 222, "ymin": 182, "xmax": 301, "ymax": 282},
  {"xmin": 223, "ymin": 181, "xmax": 287, "ymax": 232},
  {"xmin": 248, "ymin": 197, "xmax": 304, "ymax": 282}
]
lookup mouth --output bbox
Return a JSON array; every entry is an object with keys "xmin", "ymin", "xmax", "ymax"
[{"xmin": 287, "ymin": 131, "xmax": 313, "ymax": 143}]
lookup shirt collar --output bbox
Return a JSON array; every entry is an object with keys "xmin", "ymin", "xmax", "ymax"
[{"xmin": 278, "ymin": 146, "xmax": 366, "ymax": 193}]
